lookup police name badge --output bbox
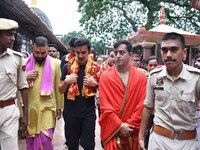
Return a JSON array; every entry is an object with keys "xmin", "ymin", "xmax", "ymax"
[{"xmin": 154, "ymin": 77, "xmax": 164, "ymax": 90}]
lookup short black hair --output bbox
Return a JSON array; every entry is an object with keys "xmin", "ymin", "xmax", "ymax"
[
  {"xmin": 161, "ymin": 32, "xmax": 185, "ymax": 48},
  {"xmin": 74, "ymin": 38, "xmax": 91, "ymax": 50},
  {"xmin": 34, "ymin": 36, "xmax": 48, "ymax": 46},
  {"xmin": 114, "ymin": 39, "xmax": 132, "ymax": 53},
  {"xmin": 48, "ymin": 44, "xmax": 58, "ymax": 50},
  {"xmin": 69, "ymin": 37, "xmax": 78, "ymax": 47},
  {"xmin": 108, "ymin": 49, "xmax": 114, "ymax": 55},
  {"xmin": 13, "ymin": 34, "xmax": 22, "ymax": 52},
  {"xmin": 146, "ymin": 56, "xmax": 156, "ymax": 65}
]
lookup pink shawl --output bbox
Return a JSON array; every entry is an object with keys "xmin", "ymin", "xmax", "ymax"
[{"xmin": 26, "ymin": 53, "xmax": 53, "ymax": 96}]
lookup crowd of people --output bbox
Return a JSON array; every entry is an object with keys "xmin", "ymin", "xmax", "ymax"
[{"xmin": 0, "ymin": 2, "xmax": 200, "ymax": 149}]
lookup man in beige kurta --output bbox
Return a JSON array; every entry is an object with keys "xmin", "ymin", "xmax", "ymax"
[{"xmin": 26, "ymin": 36, "xmax": 63, "ymax": 150}]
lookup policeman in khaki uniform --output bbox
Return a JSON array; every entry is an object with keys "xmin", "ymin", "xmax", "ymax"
[
  {"xmin": 0, "ymin": 18, "xmax": 28, "ymax": 150},
  {"xmin": 139, "ymin": 32, "xmax": 200, "ymax": 150}
]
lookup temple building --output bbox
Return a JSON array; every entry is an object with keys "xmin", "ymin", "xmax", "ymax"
[
  {"xmin": 30, "ymin": 0, "xmax": 53, "ymax": 32},
  {"xmin": 0, "ymin": 0, "xmax": 66, "ymax": 55},
  {"xmin": 126, "ymin": 4, "xmax": 200, "ymax": 65}
]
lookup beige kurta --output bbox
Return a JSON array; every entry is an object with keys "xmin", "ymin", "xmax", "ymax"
[{"xmin": 27, "ymin": 57, "xmax": 64, "ymax": 135}]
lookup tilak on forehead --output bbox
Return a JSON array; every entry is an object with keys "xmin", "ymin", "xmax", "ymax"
[
  {"xmin": 78, "ymin": 48, "xmax": 83, "ymax": 52},
  {"xmin": 76, "ymin": 47, "xmax": 89, "ymax": 53}
]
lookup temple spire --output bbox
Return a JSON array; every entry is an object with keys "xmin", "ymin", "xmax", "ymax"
[
  {"xmin": 31, "ymin": 0, "xmax": 38, "ymax": 8},
  {"xmin": 160, "ymin": 2, "xmax": 166, "ymax": 24}
]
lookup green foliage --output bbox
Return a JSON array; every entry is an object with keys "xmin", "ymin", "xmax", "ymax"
[
  {"xmin": 77, "ymin": 0, "xmax": 200, "ymax": 41},
  {"xmin": 91, "ymin": 39, "xmax": 106, "ymax": 56},
  {"xmin": 61, "ymin": 31, "xmax": 86, "ymax": 45}
]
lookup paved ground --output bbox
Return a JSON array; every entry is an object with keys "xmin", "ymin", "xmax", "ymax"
[{"xmin": 19, "ymin": 109, "xmax": 103, "ymax": 150}]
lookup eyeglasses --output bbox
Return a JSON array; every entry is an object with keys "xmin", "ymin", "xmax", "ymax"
[
  {"xmin": 114, "ymin": 50, "xmax": 126, "ymax": 56},
  {"xmin": 161, "ymin": 46, "xmax": 179, "ymax": 53}
]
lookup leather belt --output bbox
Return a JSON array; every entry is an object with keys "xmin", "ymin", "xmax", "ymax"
[
  {"xmin": 0, "ymin": 99, "xmax": 15, "ymax": 108},
  {"xmin": 153, "ymin": 124, "xmax": 196, "ymax": 140}
]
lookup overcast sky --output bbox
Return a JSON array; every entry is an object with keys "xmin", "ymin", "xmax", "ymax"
[{"xmin": 24, "ymin": 0, "xmax": 83, "ymax": 36}]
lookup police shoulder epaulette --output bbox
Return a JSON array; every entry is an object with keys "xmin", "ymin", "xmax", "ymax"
[
  {"xmin": 12, "ymin": 49, "xmax": 23, "ymax": 57},
  {"xmin": 186, "ymin": 65, "xmax": 200, "ymax": 74},
  {"xmin": 150, "ymin": 67, "xmax": 163, "ymax": 76}
]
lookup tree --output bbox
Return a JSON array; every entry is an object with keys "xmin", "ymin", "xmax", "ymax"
[
  {"xmin": 77, "ymin": 0, "xmax": 200, "ymax": 41},
  {"xmin": 61, "ymin": 31, "xmax": 86, "ymax": 45},
  {"xmin": 91, "ymin": 39, "xmax": 106, "ymax": 57}
]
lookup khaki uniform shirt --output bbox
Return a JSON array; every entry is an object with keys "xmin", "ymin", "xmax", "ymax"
[
  {"xmin": 144, "ymin": 64, "xmax": 200, "ymax": 131},
  {"xmin": 0, "ymin": 48, "xmax": 28, "ymax": 101}
]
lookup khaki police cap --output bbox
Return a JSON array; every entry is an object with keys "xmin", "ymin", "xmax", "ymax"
[{"xmin": 0, "ymin": 18, "xmax": 18, "ymax": 30}]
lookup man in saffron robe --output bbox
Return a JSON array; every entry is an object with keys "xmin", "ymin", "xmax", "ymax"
[
  {"xmin": 26, "ymin": 36, "xmax": 64, "ymax": 150},
  {"xmin": 99, "ymin": 40, "xmax": 147, "ymax": 150}
]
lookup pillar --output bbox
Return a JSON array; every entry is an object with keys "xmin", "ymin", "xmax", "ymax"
[{"xmin": 141, "ymin": 41, "xmax": 156, "ymax": 59}]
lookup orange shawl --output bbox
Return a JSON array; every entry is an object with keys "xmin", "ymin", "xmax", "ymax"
[
  {"xmin": 100, "ymin": 59, "xmax": 110, "ymax": 74},
  {"xmin": 65, "ymin": 52, "xmax": 74, "ymax": 62},
  {"xmin": 99, "ymin": 66, "xmax": 147, "ymax": 150},
  {"xmin": 67, "ymin": 56, "xmax": 100, "ymax": 100}
]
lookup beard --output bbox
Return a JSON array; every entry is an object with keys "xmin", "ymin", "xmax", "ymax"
[{"xmin": 34, "ymin": 57, "xmax": 46, "ymax": 65}]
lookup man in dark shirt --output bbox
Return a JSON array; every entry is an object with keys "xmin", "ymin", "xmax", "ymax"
[
  {"xmin": 60, "ymin": 37, "xmax": 77, "ymax": 148},
  {"xmin": 59, "ymin": 38, "xmax": 100, "ymax": 150}
]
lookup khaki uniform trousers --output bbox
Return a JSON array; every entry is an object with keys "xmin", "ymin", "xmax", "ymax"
[{"xmin": 0, "ymin": 103, "xmax": 19, "ymax": 150}]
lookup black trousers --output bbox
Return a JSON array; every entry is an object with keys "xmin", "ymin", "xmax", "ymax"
[{"xmin": 63, "ymin": 114, "xmax": 96, "ymax": 150}]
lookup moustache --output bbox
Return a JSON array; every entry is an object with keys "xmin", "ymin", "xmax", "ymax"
[
  {"xmin": 164, "ymin": 59, "xmax": 175, "ymax": 63},
  {"xmin": 116, "ymin": 59, "xmax": 122, "ymax": 62}
]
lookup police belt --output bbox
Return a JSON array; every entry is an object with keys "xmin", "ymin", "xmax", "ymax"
[
  {"xmin": 0, "ymin": 99, "xmax": 15, "ymax": 108},
  {"xmin": 153, "ymin": 124, "xmax": 196, "ymax": 140}
]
